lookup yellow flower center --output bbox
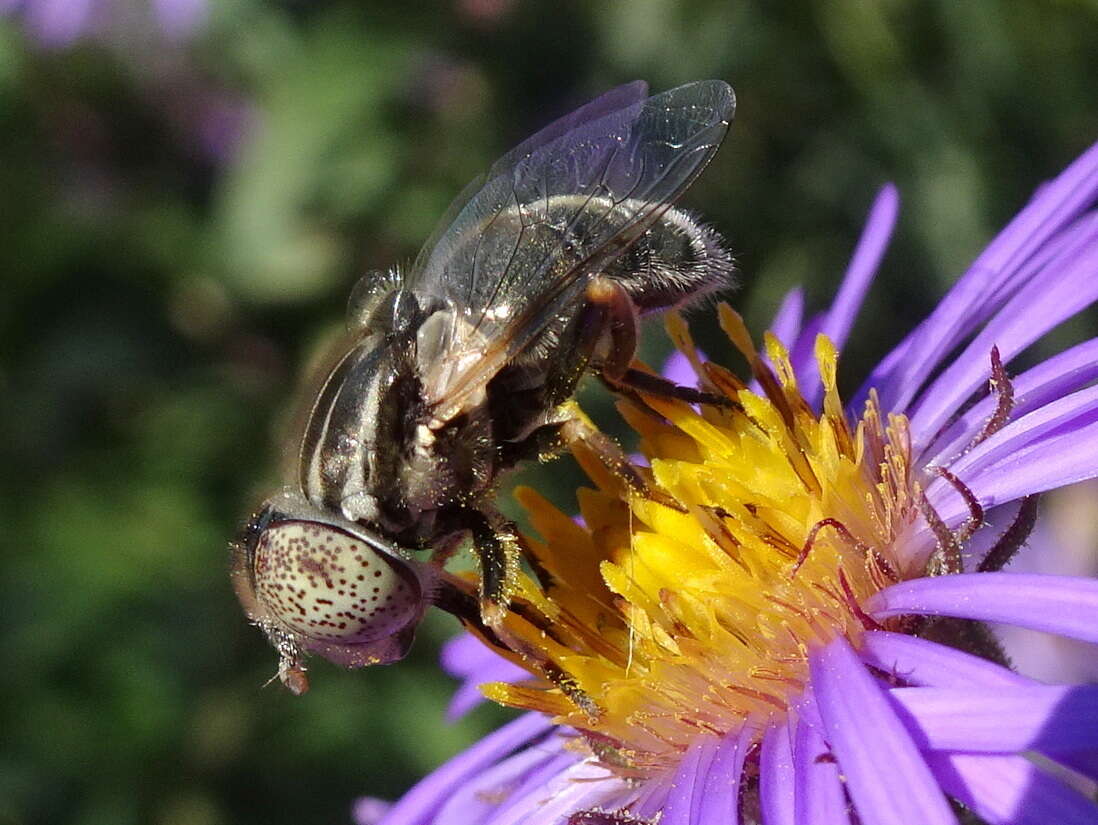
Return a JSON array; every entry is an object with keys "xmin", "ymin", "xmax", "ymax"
[{"xmin": 478, "ymin": 306, "xmax": 930, "ymax": 776}]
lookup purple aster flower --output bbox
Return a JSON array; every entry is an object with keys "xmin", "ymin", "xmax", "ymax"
[{"xmin": 361, "ymin": 140, "xmax": 1098, "ymax": 825}]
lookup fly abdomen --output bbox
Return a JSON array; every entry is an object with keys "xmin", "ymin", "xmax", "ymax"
[{"xmin": 601, "ymin": 204, "xmax": 734, "ymax": 313}]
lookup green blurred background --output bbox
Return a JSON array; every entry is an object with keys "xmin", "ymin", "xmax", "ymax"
[{"xmin": 2, "ymin": 2, "xmax": 1097, "ymax": 824}]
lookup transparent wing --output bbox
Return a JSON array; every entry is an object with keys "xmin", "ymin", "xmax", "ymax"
[
  {"xmin": 406, "ymin": 80, "xmax": 735, "ymax": 412},
  {"xmin": 409, "ymin": 81, "xmax": 650, "ymax": 277}
]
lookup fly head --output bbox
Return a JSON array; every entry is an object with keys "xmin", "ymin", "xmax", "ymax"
[{"xmin": 231, "ymin": 490, "xmax": 432, "ymax": 693}]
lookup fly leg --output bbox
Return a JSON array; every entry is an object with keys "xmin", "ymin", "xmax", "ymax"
[
  {"xmin": 496, "ymin": 274, "xmax": 633, "ymax": 466},
  {"xmin": 495, "ymin": 409, "xmax": 664, "ymax": 508},
  {"xmin": 549, "ymin": 275, "xmax": 732, "ymax": 408},
  {"xmin": 509, "ymin": 277, "xmax": 683, "ymax": 507},
  {"xmin": 556, "ymin": 410, "xmax": 683, "ymax": 511},
  {"xmin": 538, "ymin": 275, "xmax": 639, "ymax": 410},
  {"xmin": 436, "ymin": 507, "xmax": 523, "ymax": 628},
  {"xmin": 431, "ymin": 526, "xmax": 602, "ymax": 718},
  {"xmin": 607, "ymin": 367, "xmax": 737, "ymax": 408},
  {"xmin": 584, "ymin": 276, "xmax": 640, "ymax": 383},
  {"xmin": 430, "ymin": 570, "xmax": 512, "ymax": 648}
]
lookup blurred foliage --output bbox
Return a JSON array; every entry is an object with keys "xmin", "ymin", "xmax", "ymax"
[{"xmin": 1, "ymin": 1, "xmax": 1096, "ymax": 824}]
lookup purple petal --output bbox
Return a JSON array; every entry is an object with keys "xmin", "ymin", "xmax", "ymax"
[
  {"xmin": 889, "ymin": 684, "xmax": 1098, "ymax": 752},
  {"xmin": 378, "ymin": 713, "xmax": 552, "ymax": 825},
  {"xmin": 440, "ymin": 633, "xmax": 495, "ymax": 677},
  {"xmin": 858, "ymin": 630, "xmax": 1033, "ymax": 688},
  {"xmin": 662, "ymin": 737, "xmax": 719, "ymax": 825},
  {"xmin": 859, "ymin": 265, "xmax": 1001, "ymax": 417},
  {"xmin": 792, "ymin": 721, "xmax": 848, "ymax": 825},
  {"xmin": 629, "ymin": 775, "xmax": 672, "ymax": 821},
  {"xmin": 810, "ymin": 637, "xmax": 957, "ymax": 825},
  {"xmin": 1047, "ymin": 751, "xmax": 1098, "ymax": 784},
  {"xmin": 923, "ymin": 337, "xmax": 1098, "ymax": 466},
  {"xmin": 697, "ymin": 725, "xmax": 751, "ymax": 825},
  {"xmin": 867, "ymin": 573, "xmax": 1098, "ymax": 644},
  {"xmin": 434, "ymin": 742, "xmax": 561, "ymax": 825},
  {"xmin": 354, "ymin": 797, "xmax": 392, "ymax": 825},
  {"xmin": 481, "ymin": 753, "xmax": 579, "ymax": 824},
  {"xmin": 769, "ymin": 287, "xmax": 805, "ymax": 348},
  {"xmin": 440, "ymin": 634, "xmax": 528, "ymax": 720},
  {"xmin": 924, "ymin": 384, "xmax": 1098, "ymax": 526},
  {"xmin": 759, "ymin": 721, "xmax": 796, "ymax": 825},
  {"xmin": 788, "ymin": 687, "xmax": 827, "ymax": 733},
  {"xmin": 824, "ymin": 185, "xmax": 899, "ymax": 352},
  {"xmin": 925, "ymin": 752, "xmax": 1098, "ymax": 825},
  {"xmin": 852, "ymin": 329, "xmax": 913, "ymax": 417},
  {"xmin": 947, "ymin": 382, "xmax": 1098, "ymax": 478},
  {"xmin": 992, "ymin": 518, "xmax": 1098, "ymax": 685},
  {"xmin": 788, "ymin": 313, "xmax": 824, "ymax": 393},
  {"xmin": 478, "ymin": 759, "xmax": 628, "ymax": 825},
  {"xmin": 860, "ymin": 140, "xmax": 1098, "ymax": 415},
  {"xmin": 661, "ymin": 349, "xmax": 702, "ymax": 389},
  {"xmin": 799, "ymin": 185, "xmax": 898, "ymax": 405},
  {"xmin": 957, "ymin": 415, "xmax": 1098, "ymax": 515},
  {"xmin": 909, "ymin": 215, "xmax": 1098, "ymax": 444}
]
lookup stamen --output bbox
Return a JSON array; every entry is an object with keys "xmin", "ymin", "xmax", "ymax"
[
  {"xmin": 723, "ymin": 683, "xmax": 788, "ymax": 711},
  {"xmin": 665, "ymin": 310, "xmax": 721, "ymax": 396},
  {"xmin": 978, "ymin": 495, "xmax": 1040, "ymax": 573},
  {"xmin": 719, "ymin": 304, "xmax": 797, "ymax": 428},
  {"xmin": 917, "ymin": 485, "xmax": 965, "ymax": 576},
  {"xmin": 702, "ymin": 360, "xmax": 748, "ymax": 399},
  {"xmin": 791, "ymin": 518, "xmax": 870, "ymax": 575},
  {"xmin": 803, "ymin": 586, "xmax": 850, "ymax": 631},
  {"xmin": 866, "ymin": 549, "xmax": 901, "ymax": 588},
  {"xmin": 932, "ymin": 466, "xmax": 984, "ymax": 543},
  {"xmin": 971, "ymin": 345, "xmax": 1015, "ymax": 448},
  {"xmin": 838, "ymin": 569, "xmax": 885, "ymax": 631},
  {"xmin": 696, "ymin": 506, "xmax": 749, "ymax": 570}
]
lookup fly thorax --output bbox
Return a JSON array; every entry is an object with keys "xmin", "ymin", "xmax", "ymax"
[
  {"xmin": 415, "ymin": 308, "xmax": 491, "ymax": 411},
  {"xmin": 385, "ymin": 307, "xmax": 496, "ymax": 514},
  {"xmin": 398, "ymin": 393, "xmax": 494, "ymax": 520}
]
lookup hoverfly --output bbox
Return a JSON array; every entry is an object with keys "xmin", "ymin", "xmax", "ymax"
[{"xmin": 232, "ymin": 80, "xmax": 736, "ymax": 692}]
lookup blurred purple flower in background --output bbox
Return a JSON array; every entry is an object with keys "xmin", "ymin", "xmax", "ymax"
[
  {"xmin": 153, "ymin": 0, "xmax": 205, "ymax": 40},
  {"xmin": 358, "ymin": 139, "xmax": 1098, "ymax": 825},
  {"xmin": 4, "ymin": 0, "xmax": 251, "ymax": 179},
  {"xmin": 2, "ymin": 0, "xmax": 206, "ymax": 48}
]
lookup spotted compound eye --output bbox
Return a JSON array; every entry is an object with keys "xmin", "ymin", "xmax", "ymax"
[{"xmin": 251, "ymin": 520, "xmax": 422, "ymax": 645}]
